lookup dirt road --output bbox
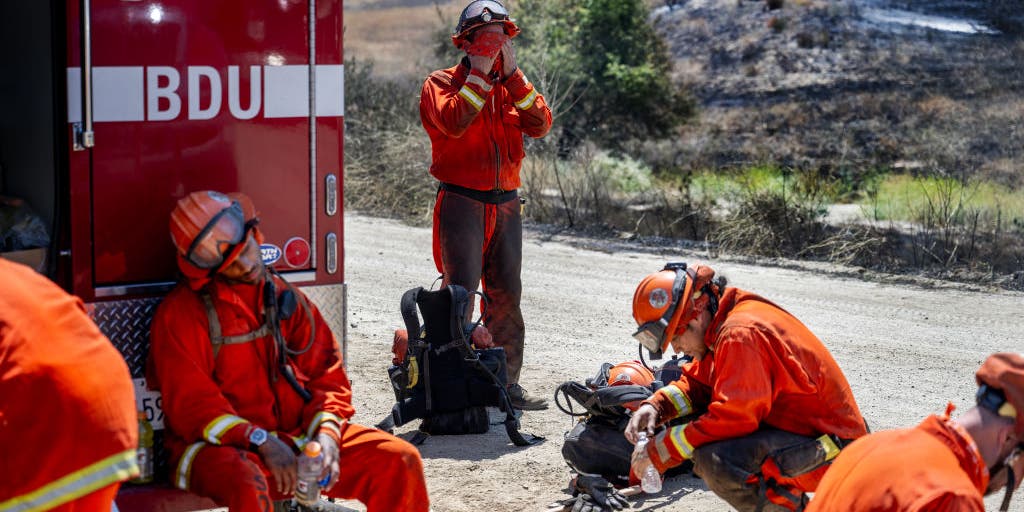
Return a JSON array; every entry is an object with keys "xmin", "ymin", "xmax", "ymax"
[{"xmin": 339, "ymin": 213, "xmax": 1023, "ymax": 512}]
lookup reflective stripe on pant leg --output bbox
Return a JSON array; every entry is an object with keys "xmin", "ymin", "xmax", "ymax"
[{"xmin": 481, "ymin": 197, "xmax": 524, "ymax": 384}]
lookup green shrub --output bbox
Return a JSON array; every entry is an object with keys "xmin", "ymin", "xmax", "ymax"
[
  {"xmin": 591, "ymin": 152, "xmax": 654, "ymax": 194},
  {"xmin": 513, "ymin": 0, "xmax": 694, "ymax": 149}
]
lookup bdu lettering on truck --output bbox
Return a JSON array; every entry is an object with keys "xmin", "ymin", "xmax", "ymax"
[{"xmin": 66, "ymin": 65, "xmax": 345, "ymax": 122}]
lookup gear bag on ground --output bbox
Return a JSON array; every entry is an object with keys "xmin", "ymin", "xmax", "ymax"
[
  {"xmin": 556, "ymin": 357, "xmax": 691, "ymax": 487},
  {"xmin": 379, "ymin": 284, "xmax": 538, "ymax": 446}
]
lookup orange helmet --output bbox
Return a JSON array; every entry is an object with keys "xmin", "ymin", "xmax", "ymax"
[
  {"xmin": 975, "ymin": 352, "xmax": 1024, "ymax": 438},
  {"xmin": 631, "ymin": 262, "xmax": 719, "ymax": 358},
  {"xmin": 608, "ymin": 360, "xmax": 655, "ymax": 388},
  {"xmin": 451, "ymin": 0, "xmax": 521, "ymax": 49},
  {"xmin": 169, "ymin": 191, "xmax": 260, "ymax": 272},
  {"xmin": 608, "ymin": 360, "xmax": 655, "ymax": 411}
]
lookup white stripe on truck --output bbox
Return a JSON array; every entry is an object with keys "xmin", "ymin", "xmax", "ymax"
[{"xmin": 67, "ymin": 64, "xmax": 345, "ymax": 123}]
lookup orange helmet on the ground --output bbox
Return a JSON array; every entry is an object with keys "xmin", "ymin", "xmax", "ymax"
[
  {"xmin": 451, "ymin": 0, "xmax": 520, "ymax": 49},
  {"xmin": 631, "ymin": 262, "xmax": 719, "ymax": 358},
  {"xmin": 608, "ymin": 360, "xmax": 655, "ymax": 411},
  {"xmin": 169, "ymin": 191, "xmax": 260, "ymax": 273},
  {"xmin": 608, "ymin": 360, "xmax": 655, "ymax": 388},
  {"xmin": 976, "ymin": 352, "xmax": 1024, "ymax": 438}
]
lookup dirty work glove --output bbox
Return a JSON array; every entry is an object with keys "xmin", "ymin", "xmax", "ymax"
[{"xmin": 572, "ymin": 475, "xmax": 628, "ymax": 512}]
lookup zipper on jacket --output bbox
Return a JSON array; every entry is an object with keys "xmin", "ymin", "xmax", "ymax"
[{"xmin": 493, "ymin": 142, "xmax": 501, "ymax": 190}]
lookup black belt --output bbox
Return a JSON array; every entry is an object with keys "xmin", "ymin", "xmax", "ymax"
[{"xmin": 439, "ymin": 183, "xmax": 518, "ymax": 204}]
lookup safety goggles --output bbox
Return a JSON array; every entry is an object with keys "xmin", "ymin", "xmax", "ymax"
[
  {"xmin": 185, "ymin": 201, "xmax": 249, "ymax": 270},
  {"xmin": 633, "ymin": 319, "xmax": 670, "ymax": 354},
  {"xmin": 457, "ymin": 1, "xmax": 512, "ymax": 33}
]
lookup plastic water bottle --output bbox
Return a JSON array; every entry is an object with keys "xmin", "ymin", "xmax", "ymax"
[
  {"xmin": 631, "ymin": 432, "xmax": 662, "ymax": 493},
  {"xmin": 294, "ymin": 441, "xmax": 324, "ymax": 506},
  {"xmin": 131, "ymin": 411, "xmax": 154, "ymax": 484}
]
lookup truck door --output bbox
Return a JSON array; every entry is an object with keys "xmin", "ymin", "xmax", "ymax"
[{"xmin": 66, "ymin": 0, "xmax": 344, "ymax": 301}]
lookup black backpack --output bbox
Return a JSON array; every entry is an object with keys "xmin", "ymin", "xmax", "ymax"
[
  {"xmin": 378, "ymin": 284, "xmax": 539, "ymax": 446},
  {"xmin": 556, "ymin": 357, "xmax": 691, "ymax": 486}
]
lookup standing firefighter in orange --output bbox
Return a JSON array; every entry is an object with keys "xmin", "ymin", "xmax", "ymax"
[
  {"xmin": 624, "ymin": 262, "xmax": 868, "ymax": 511},
  {"xmin": 807, "ymin": 352, "xmax": 1024, "ymax": 512},
  {"xmin": 0, "ymin": 259, "xmax": 139, "ymax": 512},
  {"xmin": 420, "ymin": 0, "xmax": 553, "ymax": 411},
  {"xmin": 147, "ymin": 191, "xmax": 429, "ymax": 511}
]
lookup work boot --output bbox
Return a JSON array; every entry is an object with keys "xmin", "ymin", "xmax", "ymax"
[{"xmin": 508, "ymin": 383, "xmax": 549, "ymax": 411}]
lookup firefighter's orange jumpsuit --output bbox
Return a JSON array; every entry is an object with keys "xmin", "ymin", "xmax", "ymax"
[
  {"xmin": 147, "ymin": 265, "xmax": 428, "ymax": 511},
  {"xmin": 806, "ymin": 407, "xmax": 988, "ymax": 512},
  {"xmin": 642, "ymin": 288, "xmax": 867, "ymax": 511},
  {"xmin": 0, "ymin": 259, "xmax": 138, "ymax": 511},
  {"xmin": 420, "ymin": 60, "xmax": 551, "ymax": 384}
]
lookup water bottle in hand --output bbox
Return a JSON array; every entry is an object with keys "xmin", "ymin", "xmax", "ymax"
[
  {"xmin": 631, "ymin": 432, "xmax": 662, "ymax": 493},
  {"xmin": 295, "ymin": 441, "xmax": 324, "ymax": 506}
]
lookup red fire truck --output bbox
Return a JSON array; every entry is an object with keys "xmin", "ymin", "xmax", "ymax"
[{"xmin": 1, "ymin": 1, "xmax": 346, "ymax": 509}]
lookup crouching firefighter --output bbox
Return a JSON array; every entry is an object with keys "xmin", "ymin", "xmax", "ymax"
[
  {"xmin": 379, "ymin": 283, "xmax": 541, "ymax": 446},
  {"xmin": 147, "ymin": 191, "xmax": 429, "ymax": 512},
  {"xmin": 553, "ymin": 359, "xmax": 692, "ymax": 511},
  {"xmin": 624, "ymin": 262, "xmax": 868, "ymax": 511}
]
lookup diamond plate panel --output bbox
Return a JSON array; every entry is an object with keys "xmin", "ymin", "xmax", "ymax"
[
  {"xmin": 90, "ymin": 297, "xmax": 163, "ymax": 378},
  {"xmin": 301, "ymin": 283, "xmax": 348, "ymax": 363},
  {"xmin": 89, "ymin": 297, "xmax": 170, "ymax": 478}
]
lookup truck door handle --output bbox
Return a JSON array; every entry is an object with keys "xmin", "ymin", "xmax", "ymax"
[{"xmin": 74, "ymin": 0, "xmax": 95, "ymax": 150}]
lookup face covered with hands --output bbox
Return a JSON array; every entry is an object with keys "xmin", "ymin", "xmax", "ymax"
[{"xmin": 465, "ymin": 24, "xmax": 518, "ymax": 78}]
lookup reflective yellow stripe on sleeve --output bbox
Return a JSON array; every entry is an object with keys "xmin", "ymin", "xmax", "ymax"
[
  {"xmin": 668, "ymin": 424, "xmax": 695, "ymax": 459},
  {"xmin": 458, "ymin": 85, "xmax": 485, "ymax": 111},
  {"xmin": 659, "ymin": 384, "xmax": 693, "ymax": 417},
  {"xmin": 514, "ymin": 88, "xmax": 538, "ymax": 110},
  {"xmin": 0, "ymin": 448, "xmax": 138, "ymax": 512},
  {"xmin": 202, "ymin": 414, "xmax": 246, "ymax": 444},
  {"xmin": 306, "ymin": 411, "xmax": 346, "ymax": 439}
]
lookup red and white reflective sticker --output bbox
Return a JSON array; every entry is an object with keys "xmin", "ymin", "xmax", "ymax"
[{"xmin": 283, "ymin": 237, "xmax": 311, "ymax": 268}]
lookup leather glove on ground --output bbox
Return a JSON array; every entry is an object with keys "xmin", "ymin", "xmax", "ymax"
[{"xmin": 572, "ymin": 475, "xmax": 628, "ymax": 511}]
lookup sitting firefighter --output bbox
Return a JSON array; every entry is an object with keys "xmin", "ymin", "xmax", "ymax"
[
  {"xmin": 147, "ymin": 191, "xmax": 429, "ymax": 511},
  {"xmin": 624, "ymin": 262, "xmax": 868, "ymax": 511}
]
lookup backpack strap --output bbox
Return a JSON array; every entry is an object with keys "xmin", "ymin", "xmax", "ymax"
[
  {"xmin": 447, "ymin": 285, "xmax": 470, "ymax": 344},
  {"xmin": 400, "ymin": 287, "xmax": 423, "ymax": 340},
  {"xmin": 200, "ymin": 289, "xmax": 272, "ymax": 359}
]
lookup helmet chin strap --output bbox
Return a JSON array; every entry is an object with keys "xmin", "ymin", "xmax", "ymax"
[
  {"xmin": 991, "ymin": 448, "xmax": 1020, "ymax": 512},
  {"xmin": 999, "ymin": 463, "xmax": 1014, "ymax": 512}
]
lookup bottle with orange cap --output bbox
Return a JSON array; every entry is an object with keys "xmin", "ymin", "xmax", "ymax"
[{"xmin": 294, "ymin": 441, "xmax": 324, "ymax": 506}]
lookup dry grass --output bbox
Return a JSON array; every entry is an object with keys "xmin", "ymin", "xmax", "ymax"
[
  {"xmin": 342, "ymin": 1, "xmax": 1024, "ymax": 290},
  {"xmin": 345, "ymin": 1, "xmax": 463, "ymax": 78}
]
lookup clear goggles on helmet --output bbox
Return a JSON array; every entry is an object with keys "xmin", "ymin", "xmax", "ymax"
[
  {"xmin": 458, "ymin": 1, "xmax": 512, "ymax": 32},
  {"xmin": 185, "ymin": 201, "xmax": 251, "ymax": 270},
  {"xmin": 633, "ymin": 319, "xmax": 670, "ymax": 354}
]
